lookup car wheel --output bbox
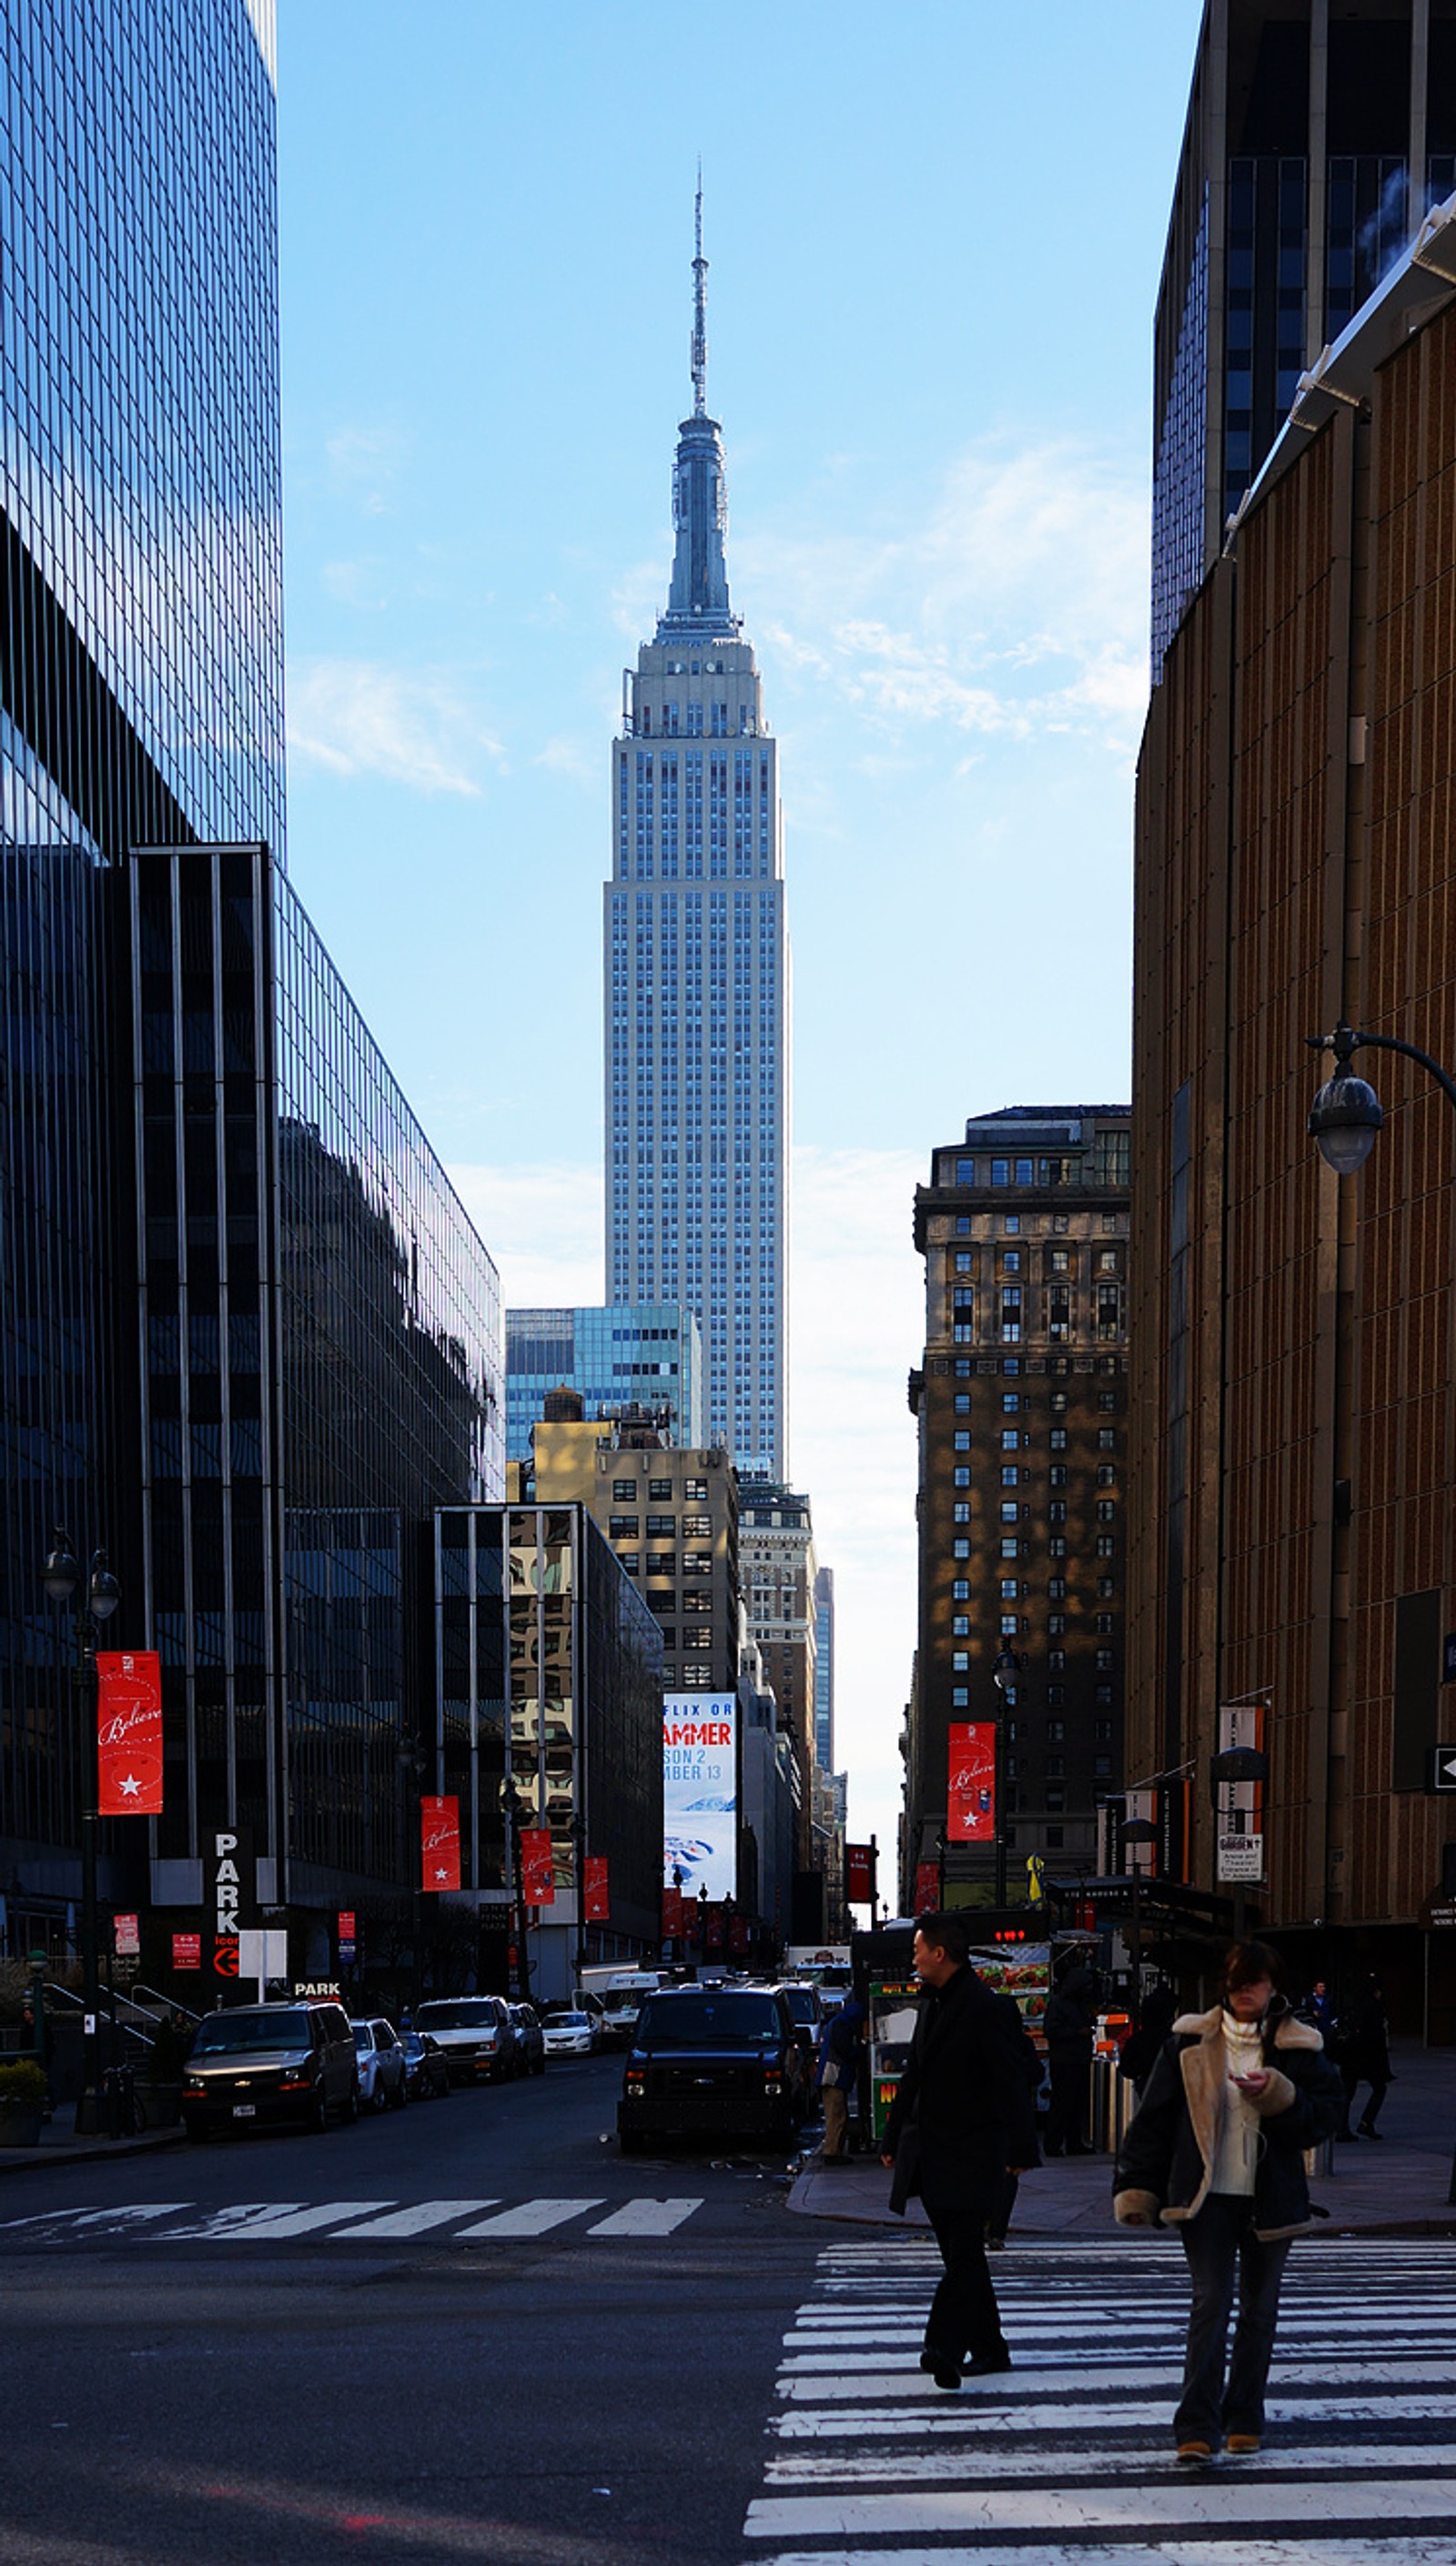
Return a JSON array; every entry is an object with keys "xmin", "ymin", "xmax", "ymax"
[
  {"xmin": 370, "ymin": 2074, "xmax": 389, "ymax": 2114},
  {"xmin": 310, "ymin": 2086, "xmax": 329, "ymax": 2135},
  {"xmin": 339, "ymin": 2077, "xmax": 359, "ymax": 2125},
  {"xmin": 390, "ymin": 2070, "xmax": 409, "ymax": 2109}
]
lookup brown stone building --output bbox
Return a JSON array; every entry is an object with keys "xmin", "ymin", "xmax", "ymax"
[
  {"xmin": 1129, "ymin": 198, "xmax": 1456, "ymax": 2029},
  {"xmin": 903, "ymin": 1108, "xmax": 1131, "ymax": 1909}
]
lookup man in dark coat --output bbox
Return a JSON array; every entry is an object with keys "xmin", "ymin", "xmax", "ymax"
[{"xmin": 881, "ymin": 1913, "xmax": 1040, "ymax": 2389}]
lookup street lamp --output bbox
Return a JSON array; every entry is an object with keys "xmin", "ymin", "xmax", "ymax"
[
  {"xmin": 41, "ymin": 1531, "xmax": 120, "ymax": 2126},
  {"xmin": 991, "ymin": 1647, "xmax": 1023, "ymax": 1909},
  {"xmin": 498, "ymin": 1774, "xmax": 532, "ymax": 2003},
  {"xmin": 1307, "ymin": 1020, "xmax": 1456, "ymax": 1173}
]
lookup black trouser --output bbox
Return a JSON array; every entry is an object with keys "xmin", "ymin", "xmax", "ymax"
[
  {"xmin": 924, "ymin": 2194, "xmax": 1009, "ymax": 2368},
  {"xmin": 985, "ymin": 2166, "xmax": 1018, "ymax": 2241},
  {"xmin": 1045, "ymin": 2050, "xmax": 1090, "ymax": 2151},
  {"xmin": 1174, "ymin": 2192, "xmax": 1290, "ymax": 2445},
  {"xmin": 1340, "ymin": 2062, "xmax": 1389, "ymax": 2131}
]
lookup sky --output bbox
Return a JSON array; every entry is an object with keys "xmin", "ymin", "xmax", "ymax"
[{"xmin": 274, "ymin": 0, "xmax": 1205, "ymax": 1881}]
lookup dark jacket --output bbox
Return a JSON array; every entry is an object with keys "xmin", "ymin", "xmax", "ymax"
[
  {"xmin": 1339, "ymin": 1988, "xmax": 1390, "ymax": 2083},
  {"xmin": 883, "ymin": 1964, "xmax": 1041, "ymax": 2216},
  {"xmin": 817, "ymin": 2001, "xmax": 864, "ymax": 2088},
  {"xmin": 1044, "ymin": 1964, "xmax": 1097, "ymax": 2060},
  {"xmin": 1113, "ymin": 1999, "xmax": 1343, "ymax": 2243}
]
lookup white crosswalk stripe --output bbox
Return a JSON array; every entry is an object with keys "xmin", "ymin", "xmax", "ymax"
[
  {"xmin": 0, "ymin": 2192, "xmax": 705, "ymax": 2245},
  {"xmin": 744, "ymin": 2236, "xmax": 1456, "ymax": 2562}
]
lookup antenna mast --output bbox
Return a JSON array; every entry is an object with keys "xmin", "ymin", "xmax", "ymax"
[{"xmin": 691, "ymin": 165, "xmax": 708, "ymax": 417}]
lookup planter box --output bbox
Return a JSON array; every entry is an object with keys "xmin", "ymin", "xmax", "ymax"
[{"xmin": 0, "ymin": 2106, "xmax": 44, "ymax": 2147}]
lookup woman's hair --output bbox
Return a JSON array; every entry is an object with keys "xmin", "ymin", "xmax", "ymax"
[{"xmin": 1220, "ymin": 1938, "xmax": 1282, "ymax": 1995}]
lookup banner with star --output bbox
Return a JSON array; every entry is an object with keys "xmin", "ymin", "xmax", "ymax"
[
  {"xmin": 583, "ymin": 1854, "xmax": 609, "ymax": 1922},
  {"xmin": 420, "ymin": 1794, "xmax": 460, "ymax": 1892},
  {"xmin": 96, "ymin": 1651, "xmax": 163, "ymax": 1814},
  {"xmin": 520, "ymin": 1827, "xmax": 555, "ymax": 1906}
]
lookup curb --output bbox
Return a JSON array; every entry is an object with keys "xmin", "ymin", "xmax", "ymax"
[{"xmin": 0, "ymin": 2128, "xmax": 188, "ymax": 2176}]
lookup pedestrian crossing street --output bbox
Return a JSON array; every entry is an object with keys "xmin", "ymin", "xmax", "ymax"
[
  {"xmin": 0, "ymin": 2192, "xmax": 703, "ymax": 2246},
  {"xmin": 743, "ymin": 2234, "xmax": 1456, "ymax": 2564}
]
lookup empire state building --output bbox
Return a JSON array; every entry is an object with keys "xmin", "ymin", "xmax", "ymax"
[{"xmin": 605, "ymin": 204, "xmax": 787, "ymax": 1477}]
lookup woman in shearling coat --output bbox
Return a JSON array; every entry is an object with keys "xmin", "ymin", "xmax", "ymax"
[{"xmin": 1112, "ymin": 1940, "xmax": 1343, "ymax": 2462}]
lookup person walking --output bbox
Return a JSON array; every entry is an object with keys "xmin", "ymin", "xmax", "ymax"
[
  {"xmin": 1117, "ymin": 1982, "xmax": 1178, "ymax": 2099},
  {"xmin": 1113, "ymin": 1939, "xmax": 1342, "ymax": 2461},
  {"xmin": 1337, "ymin": 1972, "xmax": 1391, "ymax": 2139},
  {"xmin": 816, "ymin": 1995, "xmax": 864, "ymax": 2162},
  {"xmin": 881, "ymin": 1913, "xmax": 1039, "ymax": 2389},
  {"xmin": 1043, "ymin": 1950, "xmax": 1097, "ymax": 2155}
]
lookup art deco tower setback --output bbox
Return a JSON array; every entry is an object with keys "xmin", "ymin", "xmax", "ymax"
[{"xmin": 605, "ymin": 203, "xmax": 788, "ymax": 1478}]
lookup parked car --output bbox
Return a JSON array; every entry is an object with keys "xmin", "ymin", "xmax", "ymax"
[
  {"xmin": 413, "ymin": 1996, "xmax": 518, "ymax": 2085},
  {"xmin": 351, "ymin": 2016, "xmax": 409, "ymax": 2112},
  {"xmin": 182, "ymin": 2000, "xmax": 359, "ymax": 2139},
  {"xmin": 618, "ymin": 1984, "xmax": 811, "ymax": 2154},
  {"xmin": 507, "ymin": 2003, "xmax": 546, "ymax": 2077},
  {"xmin": 399, "ymin": 2029, "xmax": 451, "ymax": 2101},
  {"xmin": 542, "ymin": 2008, "xmax": 596, "ymax": 2058},
  {"xmin": 779, "ymin": 1983, "xmax": 824, "ymax": 2085}
]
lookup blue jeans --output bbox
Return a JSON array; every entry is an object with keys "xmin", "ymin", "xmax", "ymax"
[{"xmin": 1175, "ymin": 2192, "xmax": 1291, "ymax": 2444}]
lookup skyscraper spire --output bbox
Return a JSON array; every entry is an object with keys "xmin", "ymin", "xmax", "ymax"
[{"xmin": 692, "ymin": 165, "xmax": 708, "ymax": 417}]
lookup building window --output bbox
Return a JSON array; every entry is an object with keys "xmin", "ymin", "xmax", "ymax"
[
  {"xmin": 1048, "ymin": 1648, "xmax": 1066, "ymax": 1672},
  {"xmin": 1097, "ymin": 1465, "xmax": 1115, "ymax": 1487},
  {"xmin": 1094, "ymin": 1756, "xmax": 1112, "ymax": 1778},
  {"xmin": 953, "ymin": 1649, "xmax": 969, "ymax": 1671},
  {"xmin": 955, "ymin": 1503, "xmax": 971, "ymax": 1523},
  {"xmin": 608, "ymin": 1515, "xmax": 640, "ymax": 1538},
  {"xmin": 1046, "ymin": 1788, "xmax": 1065, "ymax": 1811},
  {"xmin": 1001, "ymin": 1429, "xmax": 1020, "ymax": 1452},
  {"xmin": 1097, "ymin": 1537, "xmax": 1115, "ymax": 1560},
  {"xmin": 612, "ymin": 1479, "xmax": 638, "ymax": 1502},
  {"xmin": 1048, "ymin": 1577, "xmax": 1066, "ymax": 1599},
  {"xmin": 1049, "ymin": 1465, "xmax": 1067, "ymax": 1488},
  {"xmin": 953, "ymin": 1578, "xmax": 969, "ymax": 1600},
  {"xmin": 1046, "ymin": 1756, "xmax": 1064, "ymax": 1779},
  {"xmin": 955, "ymin": 1539, "xmax": 969, "ymax": 1559},
  {"xmin": 1047, "ymin": 1685, "xmax": 1065, "ymax": 1708},
  {"xmin": 955, "ymin": 1394, "xmax": 971, "ymax": 1415},
  {"xmin": 1000, "ymin": 1579, "xmax": 1019, "ymax": 1602},
  {"xmin": 952, "ymin": 1614, "xmax": 969, "ymax": 1637},
  {"xmin": 1097, "ymin": 1499, "xmax": 1116, "ymax": 1523},
  {"xmin": 954, "ymin": 1466, "xmax": 970, "ymax": 1488},
  {"xmin": 1000, "ymin": 1501, "xmax": 1018, "ymax": 1524},
  {"xmin": 1050, "ymin": 1391, "xmax": 1067, "ymax": 1414},
  {"xmin": 649, "ymin": 1478, "xmax": 673, "ymax": 1500},
  {"xmin": 1097, "ymin": 1427, "xmax": 1117, "ymax": 1451},
  {"xmin": 955, "ymin": 1431, "xmax": 971, "ymax": 1452},
  {"xmin": 1002, "ymin": 1393, "xmax": 1020, "ymax": 1414},
  {"xmin": 1000, "ymin": 1537, "xmax": 1019, "ymax": 1559},
  {"xmin": 1096, "ymin": 1648, "xmax": 1114, "ymax": 1671},
  {"xmin": 1003, "ymin": 1250, "xmax": 1021, "ymax": 1274},
  {"xmin": 1048, "ymin": 1536, "xmax": 1067, "ymax": 1558},
  {"xmin": 952, "ymin": 1686, "xmax": 969, "ymax": 1707}
]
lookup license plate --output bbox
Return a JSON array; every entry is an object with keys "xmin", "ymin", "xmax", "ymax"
[{"xmin": 231, "ymin": 2103, "xmax": 256, "ymax": 2118}]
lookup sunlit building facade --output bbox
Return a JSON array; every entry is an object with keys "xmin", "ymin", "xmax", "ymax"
[{"xmin": 505, "ymin": 1303, "xmax": 703, "ymax": 1463}]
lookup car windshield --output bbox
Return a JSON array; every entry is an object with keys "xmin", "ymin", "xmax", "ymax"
[
  {"xmin": 416, "ymin": 2003, "xmax": 495, "ymax": 2030},
  {"xmin": 637, "ymin": 1994, "xmax": 781, "ymax": 2046},
  {"xmin": 191, "ymin": 2011, "xmax": 311, "ymax": 2055},
  {"xmin": 549, "ymin": 2013, "xmax": 588, "ymax": 2029}
]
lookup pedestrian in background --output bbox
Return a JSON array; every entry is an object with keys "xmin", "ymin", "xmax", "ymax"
[
  {"xmin": 1043, "ymin": 1950, "xmax": 1097, "ymax": 2155},
  {"xmin": 816, "ymin": 1996, "xmax": 864, "ymax": 2163},
  {"xmin": 1113, "ymin": 1939, "xmax": 1342, "ymax": 2462},
  {"xmin": 881, "ymin": 1913, "xmax": 1039, "ymax": 2389},
  {"xmin": 1337, "ymin": 1972, "xmax": 1391, "ymax": 2140},
  {"xmin": 1117, "ymin": 1982, "xmax": 1178, "ymax": 2099}
]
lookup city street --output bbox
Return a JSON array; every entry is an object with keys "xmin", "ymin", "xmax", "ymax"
[{"xmin": 5, "ymin": 2058, "xmax": 1456, "ymax": 2564}]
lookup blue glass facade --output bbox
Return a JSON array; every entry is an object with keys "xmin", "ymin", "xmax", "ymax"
[
  {"xmin": 505, "ymin": 1303, "xmax": 703, "ymax": 1463},
  {"xmin": 0, "ymin": 0, "xmax": 284, "ymax": 1941}
]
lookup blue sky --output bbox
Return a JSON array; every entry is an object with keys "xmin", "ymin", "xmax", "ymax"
[{"xmin": 276, "ymin": 1, "xmax": 1204, "ymax": 1870}]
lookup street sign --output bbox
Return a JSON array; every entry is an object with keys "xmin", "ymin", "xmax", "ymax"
[
  {"xmin": 1427, "ymin": 1746, "xmax": 1456, "ymax": 1792},
  {"xmin": 172, "ymin": 1933, "xmax": 200, "ymax": 1970},
  {"xmin": 1217, "ymin": 1833, "xmax": 1265, "ymax": 1883},
  {"xmin": 113, "ymin": 1912, "xmax": 140, "ymax": 1956},
  {"xmin": 1419, "ymin": 1892, "xmax": 1456, "ymax": 1930}
]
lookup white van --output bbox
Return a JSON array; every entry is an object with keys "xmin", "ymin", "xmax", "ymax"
[{"xmin": 601, "ymin": 1971, "xmax": 664, "ymax": 2047}]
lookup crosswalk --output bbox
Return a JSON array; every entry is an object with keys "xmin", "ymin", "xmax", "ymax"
[
  {"xmin": 743, "ymin": 2235, "xmax": 1456, "ymax": 2563},
  {"xmin": 0, "ymin": 2192, "xmax": 703, "ymax": 2246}
]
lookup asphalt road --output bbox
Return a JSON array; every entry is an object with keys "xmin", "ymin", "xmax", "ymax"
[{"xmin": 0, "ymin": 2054, "xmax": 826, "ymax": 2566}]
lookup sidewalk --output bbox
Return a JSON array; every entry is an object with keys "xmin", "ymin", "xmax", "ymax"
[
  {"xmin": 0, "ymin": 2097, "xmax": 186, "ymax": 2177},
  {"xmin": 790, "ymin": 2037, "xmax": 1456, "ymax": 2240}
]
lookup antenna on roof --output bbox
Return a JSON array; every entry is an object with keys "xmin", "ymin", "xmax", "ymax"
[{"xmin": 691, "ymin": 163, "xmax": 708, "ymax": 417}]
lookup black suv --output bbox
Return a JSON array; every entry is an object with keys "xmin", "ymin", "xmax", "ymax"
[
  {"xmin": 182, "ymin": 2001, "xmax": 358, "ymax": 2138},
  {"xmin": 618, "ymin": 1984, "xmax": 809, "ymax": 2153}
]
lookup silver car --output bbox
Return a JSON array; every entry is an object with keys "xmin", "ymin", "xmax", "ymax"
[{"xmin": 350, "ymin": 2016, "xmax": 409, "ymax": 2112}]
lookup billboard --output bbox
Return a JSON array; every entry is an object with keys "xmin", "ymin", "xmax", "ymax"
[
  {"xmin": 947, "ymin": 1722, "xmax": 996, "ymax": 1841},
  {"xmin": 663, "ymin": 1694, "xmax": 737, "ymax": 1901}
]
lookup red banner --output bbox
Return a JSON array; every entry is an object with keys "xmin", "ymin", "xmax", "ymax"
[
  {"xmin": 705, "ymin": 1904, "xmax": 724, "ymax": 1950},
  {"xmin": 421, "ymin": 1794, "xmax": 460, "ymax": 1892},
  {"xmin": 521, "ymin": 1828, "xmax": 555, "ymax": 1906},
  {"xmin": 583, "ymin": 1855, "xmax": 610, "ymax": 1922},
  {"xmin": 662, "ymin": 1883, "xmax": 682, "ymax": 1938},
  {"xmin": 915, "ymin": 1861, "xmax": 941, "ymax": 1915},
  {"xmin": 338, "ymin": 1910, "xmax": 356, "ymax": 1940},
  {"xmin": 172, "ymin": 1933, "xmax": 200, "ymax": 1971},
  {"xmin": 114, "ymin": 1912, "xmax": 140, "ymax": 1956},
  {"xmin": 845, "ymin": 1841, "xmax": 876, "ymax": 1904},
  {"xmin": 947, "ymin": 1722, "xmax": 996, "ymax": 1841},
  {"xmin": 729, "ymin": 1912, "xmax": 749, "ymax": 1953},
  {"xmin": 96, "ymin": 1650, "xmax": 163, "ymax": 1815}
]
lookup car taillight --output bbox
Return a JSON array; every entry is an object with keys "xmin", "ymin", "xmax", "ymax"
[
  {"xmin": 763, "ymin": 2070, "xmax": 783, "ymax": 2089},
  {"xmin": 626, "ymin": 2068, "xmax": 645, "ymax": 2092}
]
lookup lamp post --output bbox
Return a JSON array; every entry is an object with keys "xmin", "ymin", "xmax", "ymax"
[
  {"xmin": 697, "ymin": 1881, "xmax": 709, "ymax": 1966},
  {"xmin": 571, "ymin": 1811, "xmax": 589, "ymax": 1984},
  {"xmin": 991, "ymin": 1647, "xmax": 1022, "ymax": 1909},
  {"xmin": 499, "ymin": 1775, "xmax": 531, "ymax": 2003},
  {"xmin": 41, "ymin": 1531, "xmax": 120, "ymax": 2125},
  {"xmin": 1307, "ymin": 1019, "xmax": 1456, "ymax": 1172},
  {"xmin": 395, "ymin": 1738, "xmax": 427, "ymax": 2006}
]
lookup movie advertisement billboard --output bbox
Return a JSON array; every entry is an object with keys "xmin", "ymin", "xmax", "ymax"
[
  {"xmin": 662, "ymin": 1694, "xmax": 737, "ymax": 1901},
  {"xmin": 947, "ymin": 1722, "xmax": 996, "ymax": 1841}
]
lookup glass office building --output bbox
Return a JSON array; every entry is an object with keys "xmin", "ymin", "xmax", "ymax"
[
  {"xmin": 505, "ymin": 1303, "xmax": 703, "ymax": 1463},
  {"xmin": 435, "ymin": 1505, "xmax": 663, "ymax": 1990},
  {"xmin": 0, "ymin": 0, "xmax": 284, "ymax": 1938},
  {"xmin": 132, "ymin": 840, "xmax": 504, "ymax": 1914}
]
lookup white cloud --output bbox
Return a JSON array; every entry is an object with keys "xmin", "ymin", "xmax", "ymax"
[
  {"xmin": 444, "ymin": 1147, "xmax": 924, "ymax": 1858},
  {"xmin": 287, "ymin": 660, "xmax": 505, "ymax": 795},
  {"xmin": 740, "ymin": 433, "xmax": 1150, "ymax": 760}
]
